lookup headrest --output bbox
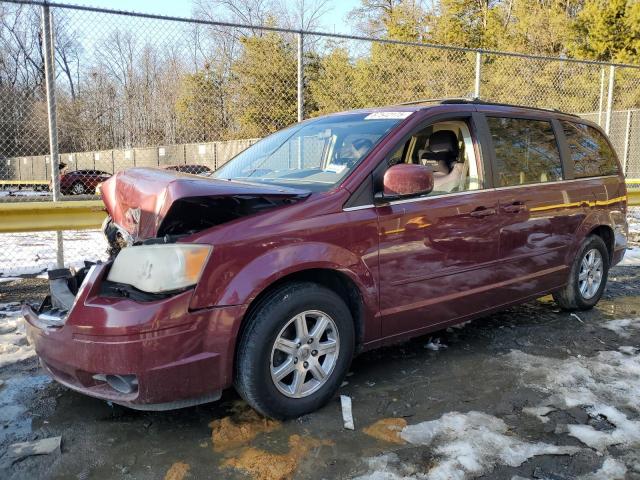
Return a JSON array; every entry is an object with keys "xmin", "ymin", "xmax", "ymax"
[
  {"xmin": 353, "ymin": 138, "xmax": 373, "ymax": 151},
  {"xmin": 427, "ymin": 130, "xmax": 459, "ymax": 159}
]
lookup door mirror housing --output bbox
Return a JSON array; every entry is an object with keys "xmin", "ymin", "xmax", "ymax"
[{"xmin": 375, "ymin": 164, "xmax": 434, "ymax": 203}]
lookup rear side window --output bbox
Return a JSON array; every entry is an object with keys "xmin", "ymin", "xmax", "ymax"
[
  {"xmin": 561, "ymin": 121, "xmax": 619, "ymax": 178},
  {"xmin": 487, "ymin": 117, "xmax": 563, "ymax": 187}
]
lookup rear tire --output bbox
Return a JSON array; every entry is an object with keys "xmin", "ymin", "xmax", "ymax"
[
  {"xmin": 70, "ymin": 182, "xmax": 86, "ymax": 195},
  {"xmin": 234, "ymin": 282, "xmax": 354, "ymax": 419},
  {"xmin": 553, "ymin": 235, "xmax": 609, "ymax": 311}
]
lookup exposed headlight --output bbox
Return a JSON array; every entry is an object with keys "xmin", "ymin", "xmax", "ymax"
[{"xmin": 107, "ymin": 244, "xmax": 212, "ymax": 294}]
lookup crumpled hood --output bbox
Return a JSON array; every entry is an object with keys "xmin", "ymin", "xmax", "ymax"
[{"xmin": 101, "ymin": 168, "xmax": 310, "ymax": 241}]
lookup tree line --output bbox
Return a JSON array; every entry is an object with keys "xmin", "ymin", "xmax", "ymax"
[{"xmin": 1, "ymin": 0, "xmax": 639, "ymax": 160}]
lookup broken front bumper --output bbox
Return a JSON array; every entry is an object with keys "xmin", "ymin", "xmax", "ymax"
[{"xmin": 23, "ymin": 263, "xmax": 246, "ymax": 410}]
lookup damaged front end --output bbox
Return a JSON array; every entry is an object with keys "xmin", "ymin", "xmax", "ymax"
[
  {"xmin": 22, "ymin": 168, "xmax": 309, "ymax": 410},
  {"xmin": 27, "ymin": 264, "xmax": 95, "ymax": 329},
  {"xmin": 99, "ymin": 167, "xmax": 309, "ymax": 257}
]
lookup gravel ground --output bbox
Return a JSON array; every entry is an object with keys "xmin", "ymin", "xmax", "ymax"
[{"xmin": 0, "ymin": 263, "xmax": 639, "ymax": 480}]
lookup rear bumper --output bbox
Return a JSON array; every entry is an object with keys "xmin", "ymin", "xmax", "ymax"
[{"xmin": 23, "ymin": 263, "xmax": 246, "ymax": 410}]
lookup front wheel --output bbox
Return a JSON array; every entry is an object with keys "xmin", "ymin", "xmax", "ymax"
[
  {"xmin": 553, "ymin": 235, "xmax": 609, "ymax": 310},
  {"xmin": 234, "ymin": 282, "xmax": 354, "ymax": 419}
]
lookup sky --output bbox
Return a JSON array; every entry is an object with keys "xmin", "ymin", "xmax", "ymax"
[{"xmin": 72, "ymin": 0, "xmax": 361, "ymax": 34}]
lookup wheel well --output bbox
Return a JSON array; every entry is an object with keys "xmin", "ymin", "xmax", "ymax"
[
  {"xmin": 238, "ymin": 269, "xmax": 366, "ymax": 353},
  {"xmin": 589, "ymin": 225, "xmax": 614, "ymax": 261}
]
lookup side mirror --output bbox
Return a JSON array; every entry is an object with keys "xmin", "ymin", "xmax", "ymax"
[{"xmin": 375, "ymin": 164, "xmax": 434, "ymax": 203}]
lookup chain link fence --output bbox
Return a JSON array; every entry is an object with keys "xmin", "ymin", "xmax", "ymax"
[{"xmin": 1, "ymin": 0, "xmax": 640, "ymax": 277}]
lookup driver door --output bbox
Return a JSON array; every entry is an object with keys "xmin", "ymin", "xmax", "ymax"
[{"xmin": 376, "ymin": 115, "xmax": 502, "ymax": 340}]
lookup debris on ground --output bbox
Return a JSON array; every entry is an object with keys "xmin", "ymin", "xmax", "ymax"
[
  {"xmin": 209, "ymin": 408, "xmax": 280, "ymax": 453},
  {"xmin": 571, "ymin": 313, "xmax": 584, "ymax": 323},
  {"xmin": 6, "ymin": 436, "xmax": 61, "ymax": 461},
  {"xmin": 424, "ymin": 337, "xmax": 447, "ymax": 351},
  {"xmin": 340, "ymin": 395, "xmax": 354, "ymax": 430}
]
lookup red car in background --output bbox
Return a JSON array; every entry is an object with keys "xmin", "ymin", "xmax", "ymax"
[{"xmin": 57, "ymin": 169, "xmax": 112, "ymax": 195}]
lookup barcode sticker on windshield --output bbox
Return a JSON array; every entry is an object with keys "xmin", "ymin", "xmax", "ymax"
[{"xmin": 364, "ymin": 112, "xmax": 413, "ymax": 120}]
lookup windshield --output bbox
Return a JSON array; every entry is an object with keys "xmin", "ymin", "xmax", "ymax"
[{"xmin": 212, "ymin": 112, "xmax": 410, "ymax": 191}]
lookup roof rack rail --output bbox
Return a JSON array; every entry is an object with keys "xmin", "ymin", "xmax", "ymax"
[
  {"xmin": 397, "ymin": 97, "xmax": 579, "ymax": 118},
  {"xmin": 397, "ymin": 97, "xmax": 473, "ymax": 106}
]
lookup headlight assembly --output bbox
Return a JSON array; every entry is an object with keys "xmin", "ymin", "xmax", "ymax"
[{"xmin": 106, "ymin": 244, "xmax": 212, "ymax": 294}]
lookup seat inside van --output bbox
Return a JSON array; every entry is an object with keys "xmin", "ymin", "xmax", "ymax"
[{"xmin": 389, "ymin": 119, "xmax": 480, "ymax": 195}]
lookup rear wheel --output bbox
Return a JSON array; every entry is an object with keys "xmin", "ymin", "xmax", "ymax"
[
  {"xmin": 234, "ymin": 282, "xmax": 354, "ymax": 419},
  {"xmin": 70, "ymin": 182, "xmax": 86, "ymax": 195},
  {"xmin": 553, "ymin": 235, "xmax": 609, "ymax": 310}
]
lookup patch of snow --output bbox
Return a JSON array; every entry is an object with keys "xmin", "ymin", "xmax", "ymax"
[
  {"xmin": 522, "ymin": 406, "xmax": 555, "ymax": 424},
  {"xmin": 567, "ymin": 404, "xmax": 640, "ymax": 452},
  {"xmin": 0, "ymin": 303, "xmax": 34, "ymax": 368},
  {"xmin": 0, "ymin": 229, "xmax": 108, "ymax": 276},
  {"xmin": 619, "ymin": 345, "xmax": 638, "ymax": 355},
  {"xmin": 356, "ymin": 411, "xmax": 580, "ymax": 480},
  {"xmin": 627, "ymin": 207, "xmax": 640, "ymax": 236},
  {"xmin": 619, "ymin": 246, "xmax": 640, "ymax": 266},
  {"xmin": 424, "ymin": 338, "xmax": 447, "ymax": 351},
  {"xmin": 0, "ymin": 302, "xmax": 21, "ymax": 314},
  {"xmin": 0, "ymin": 277, "xmax": 21, "ymax": 283},
  {"xmin": 506, "ymin": 350, "xmax": 640, "ymax": 455},
  {"xmin": 356, "ymin": 454, "xmax": 426, "ymax": 480},
  {"xmin": 0, "ymin": 189, "xmax": 50, "ymax": 198},
  {"xmin": 601, "ymin": 318, "xmax": 640, "ymax": 338},
  {"xmin": 576, "ymin": 457, "xmax": 627, "ymax": 480}
]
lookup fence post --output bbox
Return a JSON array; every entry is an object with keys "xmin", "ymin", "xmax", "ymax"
[
  {"xmin": 623, "ymin": 110, "xmax": 632, "ymax": 175},
  {"xmin": 474, "ymin": 51, "xmax": 482, "ymax": 98},
  {"xmin": 42, "ymin": 5, "xmax": 60, "ymax": 201},
  {"xmin": 297, "ymin": 32, "xmax": 304, "ymax": 122},
  {"xmin": 42, "ymin": 4, "xmax": 64, "ymax": 267},
  {"xmin": 605, "ymin": 65, "xmax": 615, "ymax": 135},
  {"xmin": 598, "ymin": 67, "xmax": 605, "ymax": 127}
]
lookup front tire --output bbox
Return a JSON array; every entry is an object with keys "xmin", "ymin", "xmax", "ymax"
[
  {"xmin": 234, "ymin": 282, "xmax": 354, "ymax": 419},
  {"xmin": 553, "ymin": 235, "xmax": 609, "ymax": 311}
]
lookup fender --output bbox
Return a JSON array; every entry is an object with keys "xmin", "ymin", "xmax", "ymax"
[
  {"xmin": 566, "ymin": 209, "xmax": 619, "ymax": 265},
  {"xmin": 190, "ymin": 241, "xmax": 379, "ymax": 334}
]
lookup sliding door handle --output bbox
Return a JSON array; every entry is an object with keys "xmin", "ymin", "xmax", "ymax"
[{"xmin": 470, "ymin": 207, "xmax": 497, "ymax": 218}]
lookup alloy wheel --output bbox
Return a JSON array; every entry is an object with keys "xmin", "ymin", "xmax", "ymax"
[
  {"xmin": 270, "ymin": 310, "xmax": 340, "ymax": 398},
  {"xmin": 71, "ymin": 182, "xmax": 85, "ymax": 195},
  {"xmin": 578, "ymin": 248, "xmax": 603, "ymax": 300}
]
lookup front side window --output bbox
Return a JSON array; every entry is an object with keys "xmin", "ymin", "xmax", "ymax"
[
  {"xmin": 213, "ymin": 112, "xmax": 407, "ymax": 191},
  {"xmin": 386, "ymin": 119, "xmax": 481, "ymax": 196},
  {"xmin": 561, "ymin": 121, "xmax": 619, "ymax": 178},
  {"xmin": 487, "ymin": 117, "xmax": 563, "ymax": 187}
]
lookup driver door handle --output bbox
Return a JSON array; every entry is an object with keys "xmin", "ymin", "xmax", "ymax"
[{"xmin": 470, "ymin": 207, "xmax": 497, "ymax": 218}]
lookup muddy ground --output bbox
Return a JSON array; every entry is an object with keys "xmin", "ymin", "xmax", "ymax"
[{"xmin": 1, "ymin": 267, "xmax": 639, "ymax": 480}]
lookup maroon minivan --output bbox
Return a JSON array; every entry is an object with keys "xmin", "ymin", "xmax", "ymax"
[{"xmin": 24, "ymin": 99, "xmax": 628, "ymax": 419}]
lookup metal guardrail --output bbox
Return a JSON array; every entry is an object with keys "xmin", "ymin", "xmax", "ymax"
[
  {"xmin": 627, "ymin": 179, "xmax": 640, "ymax": 206},
  {"xmin": 0, "ymin": 180, "xmax": 638, "ymax": 234},
  {"xmin": 0, "ymin": 201, "xmax": 105, "ymax": 233}
]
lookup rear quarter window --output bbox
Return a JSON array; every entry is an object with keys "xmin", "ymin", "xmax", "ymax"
[
  {"xmin": 561, "ymin": 121, "xmax": 619, "ymax": 178},
  {"xmin": 487, "ymin": 117, "xmax": 563, "ymax": 187}
]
